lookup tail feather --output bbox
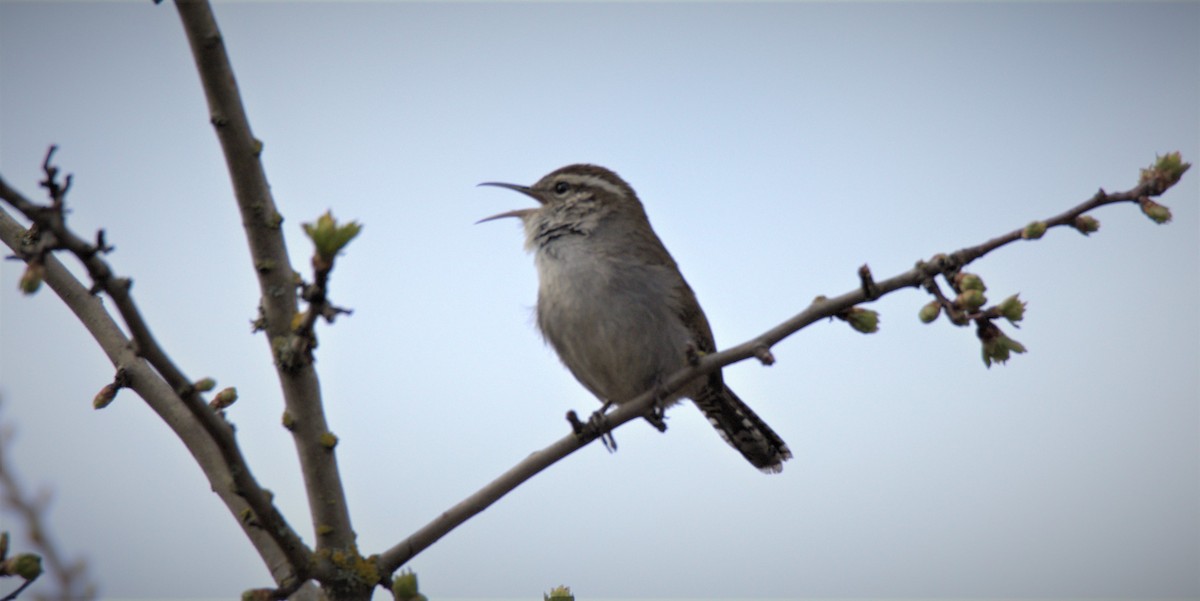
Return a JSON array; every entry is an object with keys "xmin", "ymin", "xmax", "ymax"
[{"xmin": 693, "ymin": 385, "xmax": 792, "ymax": 473}]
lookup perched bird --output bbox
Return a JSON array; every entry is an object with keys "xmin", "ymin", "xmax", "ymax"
[{"xmin": 480, "ymin": 164, "xmax": 791, "ymax": 473}]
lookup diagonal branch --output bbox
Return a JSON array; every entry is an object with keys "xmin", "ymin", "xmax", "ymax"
[
  {"xmin": 0, "ymin": 203, "xmax": 313, "ymax": 588},
  {"xmin": 377, "ymin": 166, "xmax": 1187, "ymax": 575}
]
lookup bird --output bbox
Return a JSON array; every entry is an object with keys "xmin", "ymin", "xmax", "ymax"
[{"xmin": 479, "ymin": 164, "xmax": 791, "ymax": 473}]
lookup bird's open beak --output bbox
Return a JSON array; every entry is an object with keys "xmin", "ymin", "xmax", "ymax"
[{"xmin": 476, "ymin": 181, "xmax": 541, "ymax": 224}]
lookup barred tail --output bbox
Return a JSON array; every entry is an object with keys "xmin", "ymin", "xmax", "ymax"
[{"xmin": 693, "ymin": 385, "xmax": 792, "ymax": 474}]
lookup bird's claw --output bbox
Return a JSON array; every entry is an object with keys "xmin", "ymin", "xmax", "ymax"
[{"xmin": 567, "ymin": 404, "xmax": 618, "ymax": 452}]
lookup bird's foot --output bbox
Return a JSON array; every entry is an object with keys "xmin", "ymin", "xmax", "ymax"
[{"xmin": 567, "ymin": 401, "xmax": 618, "ymax": 452}]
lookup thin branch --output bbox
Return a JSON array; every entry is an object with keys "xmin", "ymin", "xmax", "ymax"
[
  {"xmin": 377, "ymin": 168, "xmax": 1186, "ymax": 575},
  {"xmin": 0, "ymin": 410, "xmax": 96, "ymax": 601},
  {"xmin": 0, "ymin": 204, "xmax": 313, "ymax": 588},
  {"xmin": 172, "ymin": 0, "xmax": 357, "ymax": 560}
]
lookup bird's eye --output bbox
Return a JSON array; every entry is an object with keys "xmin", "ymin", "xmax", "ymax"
[{"xmin": 553, "ymin": 181, "xmax": 570, "ymax": 195}]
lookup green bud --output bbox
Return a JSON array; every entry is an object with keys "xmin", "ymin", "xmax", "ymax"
[
  {"xmin": 242, "ymin": 589, "xmax": 274, "ymax": 601},
  {"xmin": 393, "ymin": 569, "xmax": 426, "ymax": 601},
  {"xmin": 954, "ymin": 272, "xmax": 986, "ymax": 292},
  {"xmin": 1073, "ymin": 215, "xmax": 1100, "ymax": 235},
  {"xmin": 210, "ymin": 387, "xmax": 238, "ymax": 410},
  {"xmin": 281, "ymin": 410, "xmax": 297, "ymax": 431},
  {"xmin": 844, "ymin": 307, "xmax": 880, "ymax": 333},
  {"xmin": 193, "ymin": 377, "xmax": 217, "ymax": 393},
  {"xmin": 956, "ymin": 289, "xmax": 987, "ymax": 312},
  {"xmin": 544, "ymin": 586, "xmax": 575, "ymax": 601},
  {"xmin": 302, "ymin": 210, "xmax": 362, "ymax": 263},
  {"xmin": 1021, "ymin": 221, "xmax": 1047, "ymax": 240},
  {"xmin": 1139, "ymin": 151, "xmax": 1191, "ymax": 193},
  {"xmin": 93, "ymin": 383, "xmax": 118, "ymax": 410},
  {"xmin": 319, "ymin": 431, "xmax": 339, "ymax": 449},
  {"xmin": 18, "ymin": 262, "xmax": 44, "ymax": 295},
  {"xmin": 8, "ymin": 553, "xmax": 43, "ymax": 579},
  {"xmin": 978, "ymin": 322, "xmax": 1028, "ymax": 368},
  {"xmin": 1139, "ymin": 198, "xmax": 1172, "ymax": 224},
  {"xmin": 918, "ymin": 301, "xmax": 941, "ymax": 324},
  {"xmin": 997, "ymin": 294, "xmax": 1026, "ymax": 323}
]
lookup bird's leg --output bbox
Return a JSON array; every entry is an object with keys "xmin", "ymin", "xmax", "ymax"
[
  {"xmin": 643, "ymin": 377, "xmax": 669, "ymax": 433},
  {"xmin": 567, "ymin": 401, "xmax": 618, "ymax": 452}
]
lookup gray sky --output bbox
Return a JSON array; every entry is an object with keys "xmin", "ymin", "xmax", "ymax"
[{"xmin": 1, "ymin": 2, "xmax": 1197, "ymax": 599}]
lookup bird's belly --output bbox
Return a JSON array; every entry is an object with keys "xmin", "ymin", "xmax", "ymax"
[{"xmin": 535, "ymin": 250, "xmax": 691, "ymax": 404}]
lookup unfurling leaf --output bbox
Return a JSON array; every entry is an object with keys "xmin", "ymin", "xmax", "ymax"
[
  {"xmin": 302, "ymin": 210, "xmax": 362, "ymax": 262},
  {"xmin": 843, "ymin": 307, "xmax": 880, "ymax": 333},
  {"xmin": 997, "ymin": 294, "xmax": 1027, "ymax": 324}
]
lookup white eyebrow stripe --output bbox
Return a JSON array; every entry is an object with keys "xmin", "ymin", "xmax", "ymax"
[{"xmin": 562, "ymin": 173, "xmax": 626, "ymax": 197}]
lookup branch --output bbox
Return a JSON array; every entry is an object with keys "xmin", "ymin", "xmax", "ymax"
[
  {"xmin": 377, "ymin": 156, "xmax": 1189, "ymax": 574},
  {"xmin": 0, "ymin": 202, "xmax": 313, "ymax": 588},
  {"xmin": 172, "ymin": 0, "xmax": 358, "ymax": 562},
  {"xmin": 0, "ymin": 406, "xmax": 96, "ymax": 601}
]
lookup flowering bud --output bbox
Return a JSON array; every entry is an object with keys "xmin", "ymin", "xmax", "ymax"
[
  {"xmin": 1021, "ymin": 221, "xmax": 1047, "ymax": 240},
  {"xmin": 193, "ymin": 377, "xmax": 217, "ymax": 393},
  {"xmin": 918, "ymin": 301, "xmax": 941, "ymax": 324}
]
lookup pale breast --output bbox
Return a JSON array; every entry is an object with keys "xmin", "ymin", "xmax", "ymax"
[{"xmin": 534, "ymin": 240, "xmax": 693, "ymax": 404}]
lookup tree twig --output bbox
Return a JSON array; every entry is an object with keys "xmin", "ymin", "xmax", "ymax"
[
  {"xmin": 0, "ymin": 203, "xmax": 314, "ymax": 590},
  {"xmin": 0, "ymin": 408, "xmax": 96, "ymax": 601},
  {"xmin": 171, "ymin": 0, "xmax": 358, "ymax": 565},
  {"xmin": 376, "ymin": 166, "xmax": 1186, "ymax": 575}
]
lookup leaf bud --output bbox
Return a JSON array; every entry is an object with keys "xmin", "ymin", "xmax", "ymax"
[
  {"xmin": 210, "ymin": 387, "xmax": 238, "ymax": 410},
  {"xmin": 997, "ymin": 294, "xmax": 1027, "ymax": 323},
  {"xmin": 954, "ymin": 272, "xmax": 986, "ymax": 292},
  {"xmin": 1073, "ymin": 215, "xmax": 1100, "ymax": 235},
  {"xmin": 93, "ymin": 383, "xmax": 118, "ymax": 410},
  {"xmin": 843, "ymin": 307, "xmax": 880, "ymax": 333},
  {"xmin": 1139, "ymin": 198, "xmax": 1172, "ymax": 224},
  {"xmin": 956, "ymin": 289, "xmax": 986, "ymax": 312},
  {"xmin": 918, "ymin": 301, "xmax": 941, "ymax": 324},
  {"xmin": 544, "ymin": 586, "xmax": 574, "ymax": 601},
  {"xmin": 18, "ymin": 262, "xmax": 44, "ymax": 295}
]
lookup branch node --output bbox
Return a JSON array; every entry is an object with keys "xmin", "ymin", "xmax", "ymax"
[
  {"xmin": 857, "ymin": 263, "xmax": 879, "ymax": 299},
  {"xmin": 753, "ymin": 345, "xmax": 775, "ymax": 366}
]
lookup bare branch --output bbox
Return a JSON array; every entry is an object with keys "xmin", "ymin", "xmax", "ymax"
[
  {"xmin": 377, "ymin": 162, "xmax": 1188, "ymax": 574},
  {"xmin": 0, "ymin": 203, "xmax": 313, "ymax": 589},
  {"xmin": 171, "ymin": 0, "xmax": 358, "ymax": 563}
]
